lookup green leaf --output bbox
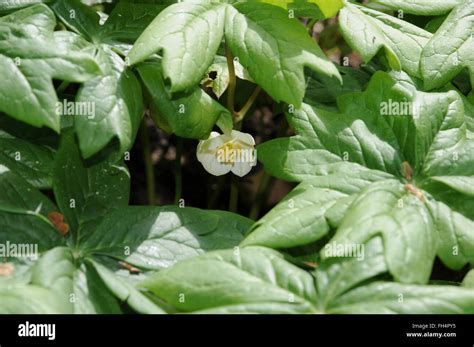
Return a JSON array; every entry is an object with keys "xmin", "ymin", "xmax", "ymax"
[
  {"xmin": 339, "ymin": 3, "xmax": 432, "ymax": 77},
  {"xmin": 372, "ymin": 0, "xmax": 464, "ymax": 15},
  {"xmin": 81, "ymin": 0, "xmax": 115, "ymax": 4},
  {"xmin": 0, "ymin": 284, "xmax": 71, "ymax": 313},
  {"xmin": 140, "ymin": 246, "xmax": 318, "ymax": 313},
  {"xmin": 98, "ymin": 1, "xmax": 168, "ymax": 44},
  {"xmin": 242, "ymin": 169, "xmax": 392, "ymax": 248},
  {"xmin": 0, "ymin": 0, "xmax": 50, "ymax": 13},
  {"xmin": 424, "ymin": 15, "xmax": 447, "ymax": 33},
  {"xmin": 420, "ymin": 98, "xmax": 474, "ymax": 178},
  {"xmin": 0, "ymin": 130, "xmax": 55, "ymax": 189},
  {"xmin": 427, "ymin": 200, "xmax": 474, "ymax": 270},
  {"xmin": 462, "ymin": 269, "xmax": 474, "ymax": 288},
  {"xmin": 138, "ymin": 61, "xmax": 229, "ymax": 139},
  {"xmin": 304, "ymin": 65, "xmax": 371, "ymax": 106},
  {"xmin": 200, "ymin": 55, "xmax": 230, "ymax": 99},
  {"xmin": 421, "ymin": 0, "xmax": 474, "ymax": 90},
  {"xmin": 51, "ymin": 0, "xmax": 102, "ymax": 42},
  {"xmin": 261, "ymin": 71, "xmax": 474, "ymax": 180},
  {"xmin": 87, "ymin": 259, "xmax": 165, "ymax": 313},
  {"xmin": 73, "ymin": 262, "xmax": 122, "ymax": 313},
  {"xmin": 30, "ymin": 247, "xmax": 75, "ymax": 312},
  {"xmin": 128, "ymin": 2, "xmax": 227, "ymax": 92},
  {"xmin": 258, "ymin": 72, "xmax": 411, "ymax": 181},
  {"xmin": 258, "ymin": 0, "xmax": 343, "ymax": 18},
  {"xmin": 0, "ymin": 4, "xmax": 101, "ymax": 131},
  {"xmin": 0, "ymin": 113, "xmax": 58, "ymax": 147},
  {"xmin": 0, "ymin": 213, "xmax": 62, "ymax": 253},
  {"xmin": 75, "ymin": 46, "xmax": 143, "ymax": 158},
  {"xmin": 410, "ymin": 90, "xmax": 470, "ymax": 174},
  {"xmin": 308, "ymin": 0, "xmax": 343, "ymax": 17},
  {"xmin": 0, "ymin": 165, "xmax": 62, "ymax": 251},
  {"xmin": 225, "ymin": 2, "xmax": 340, "ymax": 106},
  {"xmin": 81, "ymin": 206, "xmax": 252, "ymax": 270},
  {"xmin": 135, "ymin": 239, "xmax": 474, "ymax": 314},
  {"xmin": 52, "ymin": 0, "xmax": 145, "ymax": 158},
  {"xmin": 315, "ymin": 237, "xmax": 474, "ymax": 313},
  {"xmin": 287, "ymin": 1, "xmax": 324, "ymax": 18},
  {"xmin": 54, "ymin": 0, "xmax": 167, "ymax": 45},
  {"xmin": 52, "ymin": 130, "xmax": 130, "ymax": 243},
  {"xmin": 326, "ymin": 180, "xmax": 436, "ymax": 284},
  {"xmin": 315, "ymin": 237, "xmax": 388, "ymax": 310},
  {"xmin": 257, "ymin": 71, "xmax": 474, "ymax": 282},
  {"xmin": 31, "ymin": 247, "xmax": 75, "ymax": 292},
  {"xmin": 430, "ymin": 176, "xmax": 474, "ymax": 197},
  {"xmin": 39, "ymin": 249, "xmax": 133, "ymax": 314},
  {"xmin": 329, "ymin": 282, "xmax": 474, "ymax": 313},
  {"xmin": 423, "ymin": 179, "xmax": 474, "ymax": 220}
]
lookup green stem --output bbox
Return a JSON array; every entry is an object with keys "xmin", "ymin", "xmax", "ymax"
[
  {"xmin": 140, "ymin": 120, "xmax": 156, "ymax": 205},
  {"xmin": 306, "ymin": 18, "xmax": 317, "ymax": 35},
  {"xmin": 207, "ymin": 175, "xmax": 226, "ymax": 209},
  {"xmin": 249, "ymin": 116, "xmax": 288, "ymax": 219},
  {"xmin": 174, "ymin": 137, "xmax": 183, "ymax": 205},
  {"xmin": 235, "ymin": 86, "xmax": 262, "ymax": 123},
  {"xmin": 225, "ymin": 44, "xmax": 237, "ymax": 116},
  {"xmin": 226, "ymin": 44, "xmax": 240, "ymax": 212},
  {"xmin": 56, "ymin": 81, "xmax": 70, "ymax": 95},
  {"xmin": 249, "ymin": 173, "xmax": 272, "ymax": 220},
  {"xmin": 229, "ymin": 175, "xmax": 239, "ymax": 213}
]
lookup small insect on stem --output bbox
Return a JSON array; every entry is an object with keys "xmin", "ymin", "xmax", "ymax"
[
  {"xmin": 119, "ymin": 261, "xmax": 141, "ymax": 274},
  {"xmin": 405, "ymin": 184, "xmax": 425, "ymax": 203},
  {"xmin": 47, "ymin": 211, "xmax": 70, "ymax": 236}
]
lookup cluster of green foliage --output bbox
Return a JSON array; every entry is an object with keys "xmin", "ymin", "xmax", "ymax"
[{"xmin": 0, "ymin": 0, "xmax": 473, "ymax": 313}]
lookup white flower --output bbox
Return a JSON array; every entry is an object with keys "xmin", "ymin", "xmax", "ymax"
[{"xmin": 197, "ymin": 130, "xmax": 257, "ymax": 177}]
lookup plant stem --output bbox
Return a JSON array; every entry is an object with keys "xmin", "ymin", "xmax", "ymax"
[
  {"xmin": 139, "ymin": 119, "xmax": 156, "ymax": 205},
  {"xmin": 174, "ymin": 137, "xmax": 183, "ymax": 205},
  {"xmin": 249, "ymin": 116, "xmax": 288, "ymax": 219},
  {"xmin": 306, "ymin": 18, "xmax": 317, "ymax": 35},
  {"xmin": 225, "ymin": 43, "xmax": 240, "ymax": 212},
  {"xmin": 249, "ymin": 172, "xmax": 272, "ymax": 220},
  {"xmin": 229, "ymin": 175, "xmax": 239, "ymax": 213},
  {"xmin": 235, "ymin": 86, "xmax": 262, "ymax": 123},
  {"xmin": 56, "ymin": 81, "xmax": 70, "ymax": 95},
  {"xmin": 207, "ymin": 175, "xmax": 226, "ymax": 209},
  {"xmin": 225, "ymin": 44, "xmax": 237, "ymax": 116}
]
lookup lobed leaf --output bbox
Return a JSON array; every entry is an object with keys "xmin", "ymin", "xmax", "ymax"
[
  {"xmin": 0, "ymin": 4, "xmax": 101, "ymax": 131},
  {"xmin": 81, "ymin": 206, "xmax": 252, "ymax": 270},
  {"xmin": 52, "ymin": 130, "xmax": 130, "ymax": 243}
]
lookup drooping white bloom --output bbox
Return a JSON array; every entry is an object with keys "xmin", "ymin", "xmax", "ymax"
[{"xmin": 197, "ymin": 130, "xmax": 257, "ymax": 177}]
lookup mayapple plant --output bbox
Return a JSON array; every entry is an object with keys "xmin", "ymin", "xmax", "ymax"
[{"xmin": 0, "ymin": 0, "xmax": 473, "ymax": 314}]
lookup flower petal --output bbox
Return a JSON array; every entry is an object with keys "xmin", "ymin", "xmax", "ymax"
[
  {"xmin": 199, "ymin": 152, "xmax": 232, "ymax": 176},
  {"xmin": 231, "ymin": 161, "xmax": 254, "ymax": 177},
  {"xmin": 197, "ymin": 132, "xmax": 225, "ymax": 154},
  {"xmin": 231, "ymin": 130, "xmax": 255, "ymax": 146},
  {"xmin": 196, "ymin": 130, "xmax": 256, "ymax": 177}
]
